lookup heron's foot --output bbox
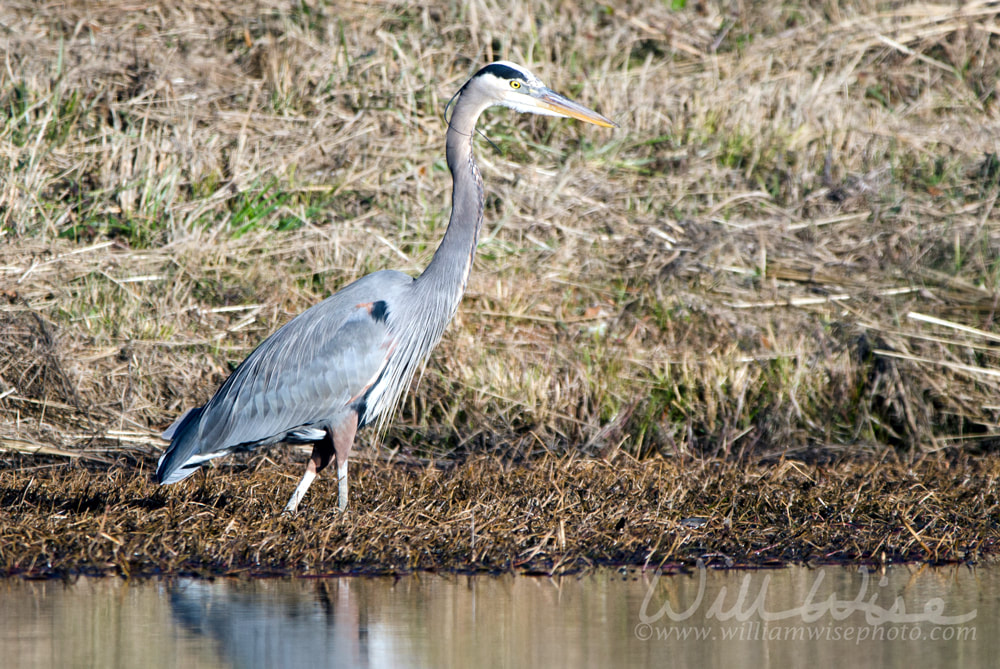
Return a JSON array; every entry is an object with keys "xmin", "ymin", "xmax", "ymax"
[{"xmin": 282, "ymin": 493, "xmax": 304, "ymax": 516}]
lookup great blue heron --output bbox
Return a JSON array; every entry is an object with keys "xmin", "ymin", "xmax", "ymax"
[{"xmin": 156, "ymin": 61, "xmax": 615, "ymax": 512}]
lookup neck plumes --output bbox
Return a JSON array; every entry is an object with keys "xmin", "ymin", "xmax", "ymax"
[{"xmin": 416, "ymin": 96, "xmax": 487, "ymax": 317}]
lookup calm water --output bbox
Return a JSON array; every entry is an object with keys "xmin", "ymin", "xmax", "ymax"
[{"xmin": 0, "ymin": 565, "xmax": 993, "ymax": 668}]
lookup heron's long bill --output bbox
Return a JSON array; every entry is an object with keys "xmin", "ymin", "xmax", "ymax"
[{"xmin": 538, "ymin": 89, "xmax": 617, "ymax": 128}]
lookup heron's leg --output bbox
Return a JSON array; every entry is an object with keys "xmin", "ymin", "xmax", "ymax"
[
  {"xmin": 332, "ymin": 412, "xmax": 359, "ymax": 512},
  {"xmin": 283, "ymin": 431, "xmax": 335, "ymax": 514}
]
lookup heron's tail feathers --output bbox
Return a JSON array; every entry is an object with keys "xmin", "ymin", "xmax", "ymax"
[{"xmin": 156, "ymin": 407, "xmax": 210, "ymax": 485}]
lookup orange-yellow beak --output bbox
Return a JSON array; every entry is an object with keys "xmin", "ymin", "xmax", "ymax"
[{"xmin": 536, "ymin": 88, "xmax": 617, "ymax": 128}]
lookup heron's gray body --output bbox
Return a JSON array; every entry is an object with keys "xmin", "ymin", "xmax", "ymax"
[
  {"xmin": 158, "ymin": 270, "xmax": 415, "ymax": 482},
  {"xmin": 155, "ymin": 61, "xmax": 614, "ymax": 511}
]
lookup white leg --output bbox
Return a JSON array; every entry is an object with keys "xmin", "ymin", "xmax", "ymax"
[
  {"xmin": 337, "ymin": 460, "xmax": 348, "ymax": 511},
  {"xmin": 284, "ymin": 468, "xmax": 317, "ymax": 514}
]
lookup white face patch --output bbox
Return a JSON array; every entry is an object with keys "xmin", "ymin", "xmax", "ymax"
[{"xmin": 466, "ymin": 62, "xmax": 560, "ymax": 116}]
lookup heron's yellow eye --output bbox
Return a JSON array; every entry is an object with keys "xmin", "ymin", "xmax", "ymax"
[{"xmin": 510, "ymin": 80, "xmax": 521, "ymax": 89}]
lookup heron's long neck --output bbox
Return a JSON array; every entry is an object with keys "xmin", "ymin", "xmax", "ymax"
[{"xmin": 416, "ymin": 99, "xmax": 486, "ymax": 316}]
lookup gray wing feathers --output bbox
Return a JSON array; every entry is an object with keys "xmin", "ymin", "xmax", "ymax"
[
  {"xmin": 162, "ymin": 407, "xmax": 197, "ymax": 440},
  {"xmin": 198, "ymin": 304, "xmax": 391, "ymax": 450},
  {"xmin": 206, "ymin": 309, "xmax": 391, "ymax": 448},
  {"xmin": 159, "ymin": 270, "xmax": 412, "ymax": 481}
]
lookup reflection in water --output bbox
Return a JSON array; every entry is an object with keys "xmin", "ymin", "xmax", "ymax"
[
  {"xmin": 1, "ymin": 566, "xmax": 994, "ymax": 668},
  {"xmin": 169, "ymin": 579, "xmax": 367, "ymax": 669}
]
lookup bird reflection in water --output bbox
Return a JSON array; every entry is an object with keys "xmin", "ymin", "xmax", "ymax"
[{"xmin": 168, "ymin": 578, "xmax": 370, "ymax": 669}]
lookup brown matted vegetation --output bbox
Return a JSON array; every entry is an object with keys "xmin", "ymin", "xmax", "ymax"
[
  {"xmin": 1, "ymin": 0, "xmax": 1000, "ymax": 574},
  {"xmin": 1, "ymin": 454, "xmax": 997, "ymax": 577}
]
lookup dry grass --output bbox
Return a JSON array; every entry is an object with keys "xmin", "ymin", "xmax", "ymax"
[
  {"xmin": 1, "ymin": 1, "xmax": 1000, "ymax": 571},
  {"xmin": 1, "ymin": 454, "xmax": 996, "ymax": 577}
]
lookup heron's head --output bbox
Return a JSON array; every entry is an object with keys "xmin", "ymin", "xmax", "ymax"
[{"xmin": 453, "ymin": 61, "xmax": 616, "ymax": 128}]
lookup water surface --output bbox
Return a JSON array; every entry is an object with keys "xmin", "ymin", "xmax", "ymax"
[{"xmin": 1, "ymin": 565, "xmax": 992, "ymax": 668}]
